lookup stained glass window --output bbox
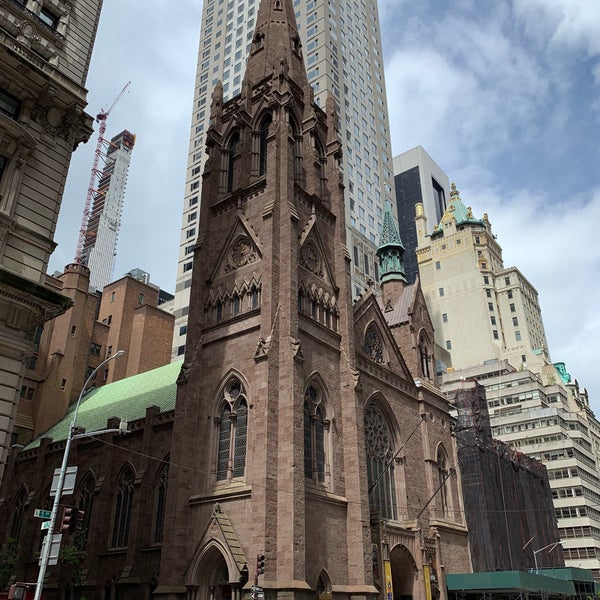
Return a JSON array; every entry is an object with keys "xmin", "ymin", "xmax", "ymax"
[
  {"xmin": 304, "ymin": 384, "xmax": 326, "ymax": 483},
  {"xmin": 365, "ymin": 402, "xmax": 397, "ymax": 519},
  {"xmin": 216, "ymin": 378, "xmax": 248, "ymax": 481},
  {"xmin": 364, "ymin": 323, "xmax": 384, "ymax": 363},
  {"xmin": 112, "ymin": 467, "xmax": 134, "ymax": 547}
]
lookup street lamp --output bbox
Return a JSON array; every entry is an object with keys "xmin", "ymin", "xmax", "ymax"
[
  {"xmin": 34, "ymin": 350, "xmax": 125, "ymax": 600},
  {"xmin": 533, "ymin": 541, "xmax": 561, "ymax": 573}
]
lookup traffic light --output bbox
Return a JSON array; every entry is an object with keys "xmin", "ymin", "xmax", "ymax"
[
  {"xmin": 61, "ymin": 506, "xmax": 75, "ymax": 533},
  {"xmin": 256, "ymin": 554, "xmax": 265, "ymax": 575},
  {"xmin": 75, "ymin": 508, "xmax": 85, "ymax": 531},
  {"xmin": 60, "ymin": 506, "xmax": 84, "ymax": 533}
]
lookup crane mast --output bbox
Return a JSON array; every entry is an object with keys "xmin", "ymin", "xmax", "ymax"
[{"xmin": 74, "ymin": 81, "xmax": 131, "ymax": 264}]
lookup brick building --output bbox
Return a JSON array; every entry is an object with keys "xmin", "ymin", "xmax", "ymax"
[
  {"xmin": 14, "ymin": 264, "xmax": 173, "ymax": 444},
  {"xmin": 1, "ymin": 1, "xmax": 471, "ymax": 599}
]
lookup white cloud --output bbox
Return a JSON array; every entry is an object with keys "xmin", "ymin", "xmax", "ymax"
[
  {"xmin": 512, "ymin": 0, "xmax": 600, "ymax": 57},
  {"xmin": 385, "ymin": 11, "xmax": 548, "ymax": 168}
]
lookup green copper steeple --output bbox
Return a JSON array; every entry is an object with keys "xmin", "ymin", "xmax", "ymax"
[{"xmin": 376, "ymin": 202, "xmax": 406, "ymax": 284}]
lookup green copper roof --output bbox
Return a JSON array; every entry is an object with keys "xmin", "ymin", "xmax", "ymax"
[
  {"xmin": 377, "ymin": 204, "xmax": 406, "ymax": 283},
  {"xmin": 431, "ymin": 183, "xmax": 485, "ymax": 236},
  {"xmin": 379, "ymin": 205, "xmax": 404, "ymax": 248},
  {"xmin": 26, "ymin": 361, "xmax": 182, "ymax": 449}
]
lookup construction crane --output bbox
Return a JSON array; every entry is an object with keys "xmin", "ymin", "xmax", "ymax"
[{"xmin": 74, "ymin": 81, "xmax": 131, "ymax": 263}]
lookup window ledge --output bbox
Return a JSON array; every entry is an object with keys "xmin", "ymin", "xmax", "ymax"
[
  {"xmin": 305, "ymin": 485, "xmax": 348, "ymax": 507},
  {"xmin": 189, "ymin": 482, "xmax": 252, "ymax": 505}
]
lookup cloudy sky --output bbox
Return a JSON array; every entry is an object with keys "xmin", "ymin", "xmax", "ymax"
[{"xmin": 49, "ymin": 0, "xmax": 600, "ymax": 408}]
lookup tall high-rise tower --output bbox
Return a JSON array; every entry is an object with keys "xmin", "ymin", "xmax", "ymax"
[
  {"xmin": 81, "ymin": 129, "xmax": 136, "ymax": 290},
  {"xmin": 171, "ymin": 0, "xmax": 395, "ymax": 359}
]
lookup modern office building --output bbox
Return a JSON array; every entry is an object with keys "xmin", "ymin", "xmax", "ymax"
[
  {"xmin": 393, "ymin": 146, "xmax": 450, "ymax": 284},
  {"xmin": 416, "ymin": 183, "xmax": 550, "ymax": 373},
  {"xmin": 171, "ymin": 0, "xmax": 396, "ymax": 359},
  {"xmin": 80, "ymin": 129, "xmax": 136, "ymax": 290},
  {"xmin": 0, "ymin": 0, "xmax": 103, "ymax": 480}
]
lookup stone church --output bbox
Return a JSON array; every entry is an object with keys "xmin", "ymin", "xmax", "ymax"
[
  {"xmin": 0, "ymin": 0, "xmax": 471, "ymax": 599},
  {"xmin": 154, "ymin": 0, "xmax": 470, "ymax": 599}
]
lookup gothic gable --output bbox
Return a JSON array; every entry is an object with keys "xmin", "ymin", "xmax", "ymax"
[
  {"xmin": 353, "ymin": 292, "xmax": 415, "ymax": 385},
  {"xmin": 298, "ymin": 214, "xmax": 337, "ymax": 292},
  {"xmin": 185, "ymin": 503, "xmax": 247, "ymax": 585},
  {"xmin": 209, "ymin": 211, "xmax": 263, "ymax": 283}
]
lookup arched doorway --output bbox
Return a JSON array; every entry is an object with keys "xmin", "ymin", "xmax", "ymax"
[
  {"xmin": 192, "ymin": 545, "xmax": 238, "ymax": 600},
  {"xmin": 389, "ymin": 545, "xmax": 416, "ymax": 600}
]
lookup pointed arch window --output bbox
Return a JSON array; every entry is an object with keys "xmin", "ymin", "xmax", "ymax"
[
  {"xmin": 111, "ymin": 466, "xmax": 134, "ymax": 547},
  {"xmin": 364, "ymin": 323, "xmax": 384, "ymax": 363},
  {"xmin": 216, "ymin": 378, "xmax": 248, "ymax": 481},
  {"xmin": 259, "ymin": 114, "xmax": 272, "ymax": 176},
  {"xmin": 419, "ymin": 332, "xmax": 431, "ymax": 379},
  {"xmin": 227, "ymin": 132, "xmax": 239, "ymax": 192},
  {"xmin": 77, "ymin": 472, "xmax": 96, "ymax": 538},
  {"xmin": 365, "ymin": 402, "xmax": 397, "ymax": 520},
  {"xmin": 314, "ymin": 138, "xmax": 327, "ymax": 198},
  {"xmin": 154, "ymin": 461, "xmax": 169, "ymax": 543},
  {"xmin": 304, "ymin": 383, "xmax": 327, "ymax": 483},
  {"xmin": 10, "ymin": 487, "xmax": 27, "ymax": 541},
  {"xmin": 437, "ymin": 446, "xmax": 449, "ymax": 518}
]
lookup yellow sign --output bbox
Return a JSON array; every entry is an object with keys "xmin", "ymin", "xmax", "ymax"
[
  {"xmin": 424, "ymin": 565, "xmax": 432, "ymax": 600},
  {"xmin": 384, "ymin": 560, "xmax": 394, "ymax": 600}
]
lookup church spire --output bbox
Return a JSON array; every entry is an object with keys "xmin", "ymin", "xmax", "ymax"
[
  {"xmin": 244, "ymin": 0, "xmax": 309, "ymax": 92},
  {"xmin": 377, "ymin": 202, "xmax": 406, "ymax": 284}
]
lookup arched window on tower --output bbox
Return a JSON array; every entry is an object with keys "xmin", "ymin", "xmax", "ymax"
[
  {"xmin": 227, "ymin": 132, "xmax": 239, "ymax": 192},
  {"xmin": 365, "ymin": 402, "xmax": 397, "ymax": 520},
  {"xmin": 216, "ymin": 377, "xmax": 248, "ymax": 481},
  {"xmin": 259, "ymin": 114, "xmax": 272, "ymax": 176},
  {"xmin": 314, "ymin": 138, "xmax": 327, "ymax": 198},
  {"xmin": 437, "ymin": 445, "xmax": 449, "ymax": 518},
  {"xmin": 289, "ymin": 115, "xmax": 303, "ymax": 182},
  {"xmin": 304, "ymin": 383, "xmax": 327, "ymax": 483},
  {"xmin": 111, "ymin": 466, "xmax": 135, "ymax": 547}
]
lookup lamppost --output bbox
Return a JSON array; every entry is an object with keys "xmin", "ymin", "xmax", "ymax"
[
  {"xmin": 533, "ymin": 541, "xmax": 561, "ymax": 573},
  {"xmin": 34, "ymin": 350, "xmax": 125, "ymax": 600}
]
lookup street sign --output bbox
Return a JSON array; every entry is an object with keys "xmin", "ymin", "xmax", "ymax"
[
  {"xmin": 34, "ymin": 509, "xmax": 52, "ymax": 519},
  {"xmin": 50, "ymin": 466, "xmax": 77, "ymax": 496},
  {"xmin": 41, "ymin": 521, "xmax": 52, "ymax": 530},
  {"xmin": 39, "ymin": 534, "xmax": 61, "ymax": 566}
]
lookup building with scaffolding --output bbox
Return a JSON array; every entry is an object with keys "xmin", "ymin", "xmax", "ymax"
[{"xmin": 80, "ymin": 129, "xmax": 136, "ymax": 290}]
